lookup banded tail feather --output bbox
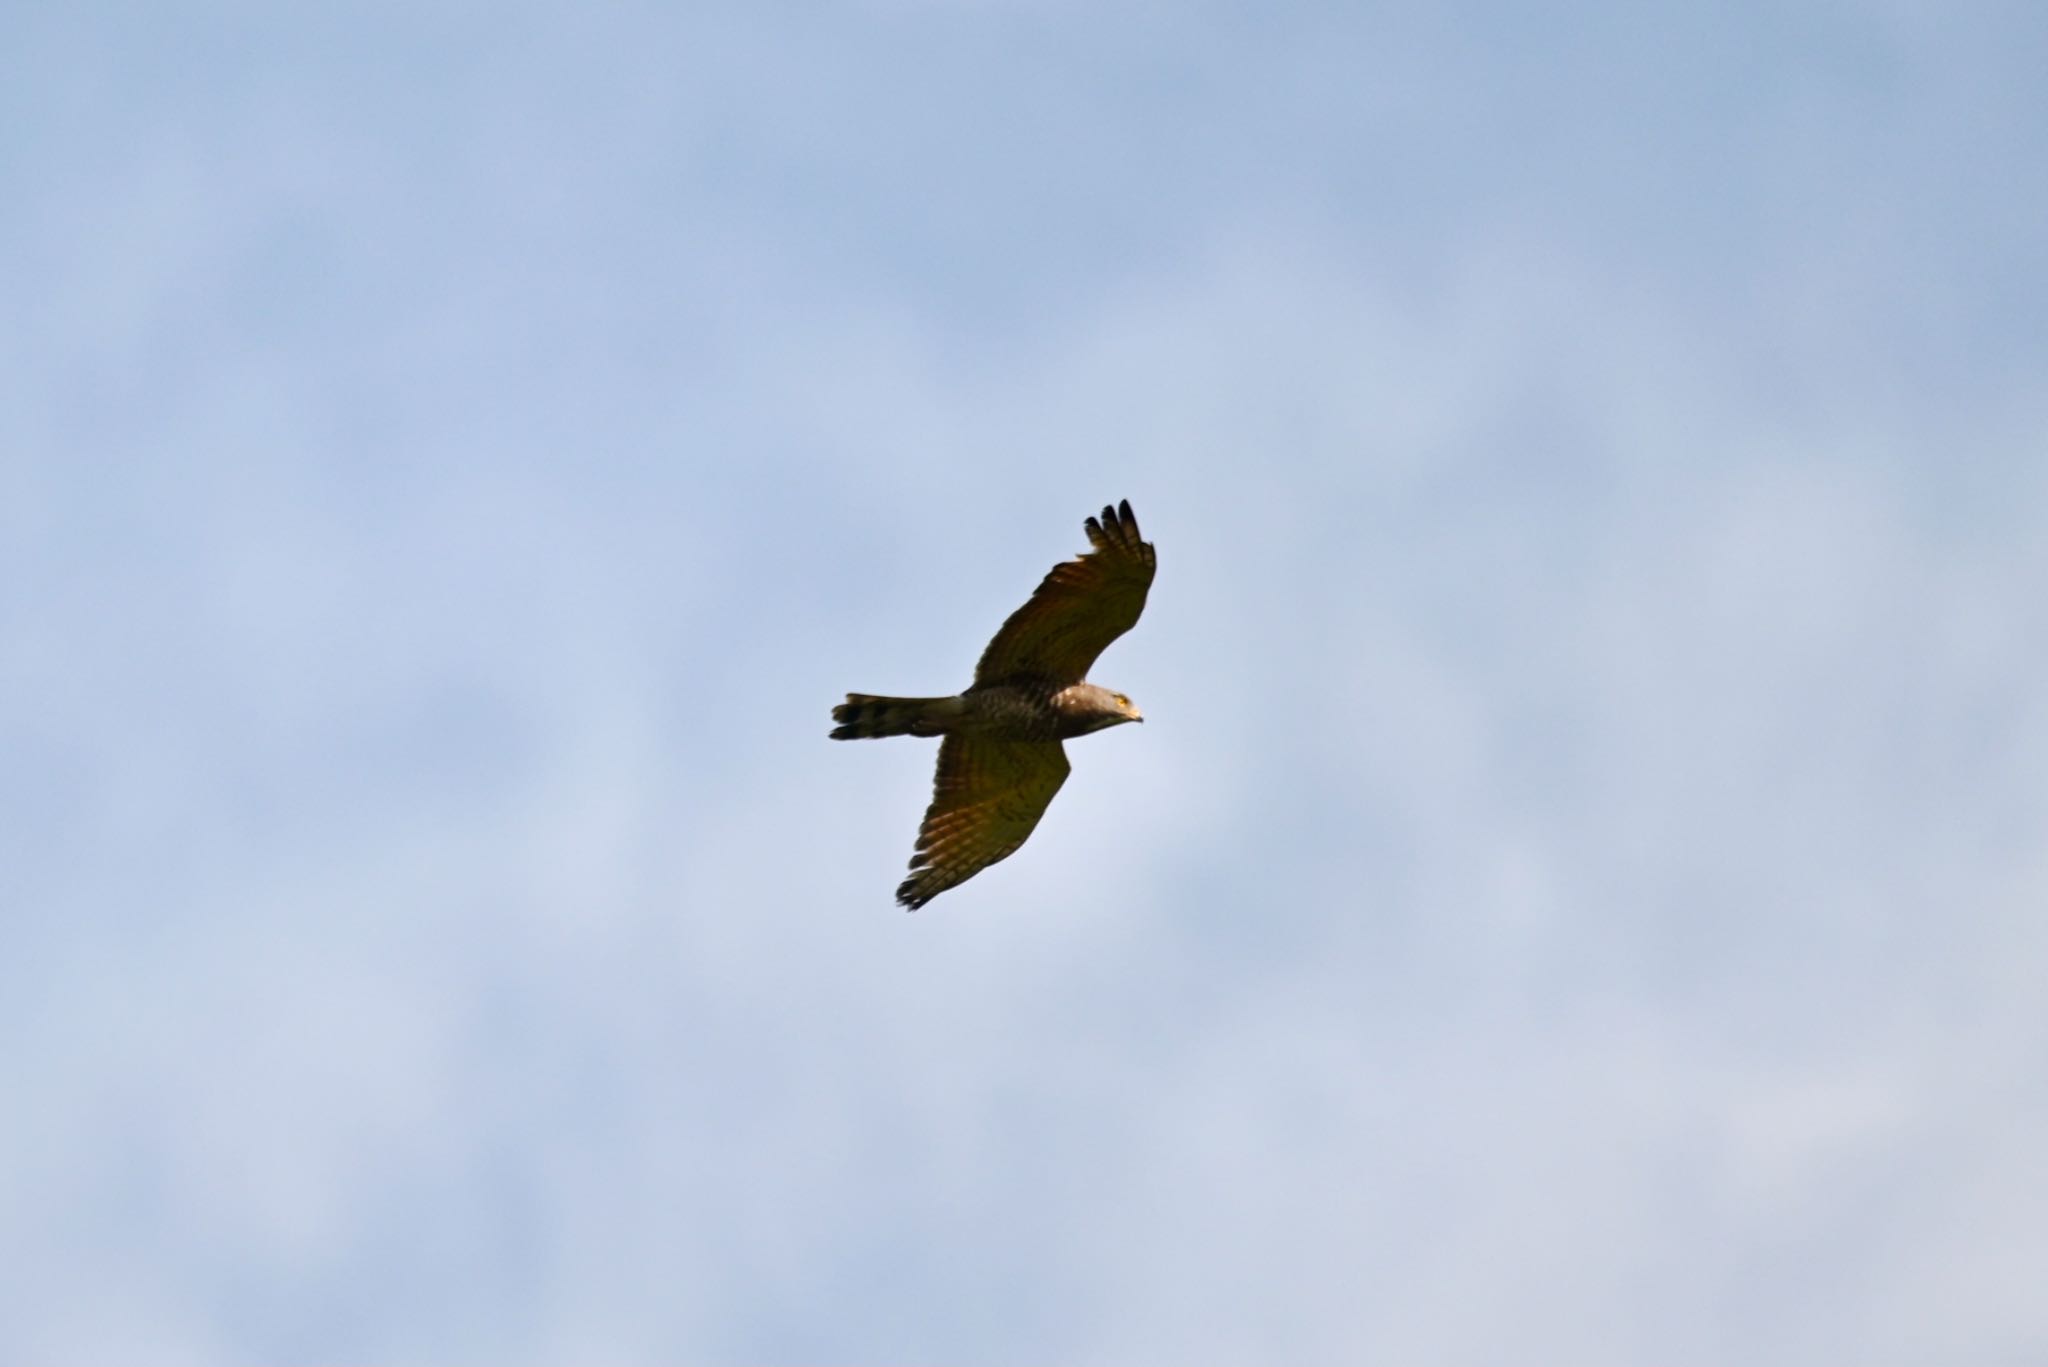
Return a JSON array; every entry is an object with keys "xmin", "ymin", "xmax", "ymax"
[{"xmin": 831, "ymin": 694, "xmax": 959, "ymax": 740}]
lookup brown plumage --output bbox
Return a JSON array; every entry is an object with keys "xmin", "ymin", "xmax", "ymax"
[{"xmin": 831, "ymin": 500, "xmax": 1156, "ymax": 909}]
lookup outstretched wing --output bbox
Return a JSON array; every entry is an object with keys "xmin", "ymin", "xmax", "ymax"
[
  {"xmin": 897, "ymin": 737, "xmax": 1071, "ymax": 910},
  {"xmin": 972, "ymin": 500, "xmax": 1156, "ymax": 687}
]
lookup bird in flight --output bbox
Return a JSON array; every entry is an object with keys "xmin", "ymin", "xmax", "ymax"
[{"xmin": 832, "ymin": 500, "xmax": 1156, "ymax": 909}]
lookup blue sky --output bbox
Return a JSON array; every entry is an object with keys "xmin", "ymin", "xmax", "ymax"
[{"xmin": 5, "ymin": 1, "xmax": 2047, "ymax": 1361}]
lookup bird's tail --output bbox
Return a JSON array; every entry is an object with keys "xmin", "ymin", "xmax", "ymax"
[{"xmin": 831, "ymin": 693, "xmax": 959, "ymax": 739}]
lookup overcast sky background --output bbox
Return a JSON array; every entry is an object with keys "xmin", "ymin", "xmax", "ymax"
[{"xmin": 5, "ymin": 1, "xmax": 2047, "ymax": 1361}]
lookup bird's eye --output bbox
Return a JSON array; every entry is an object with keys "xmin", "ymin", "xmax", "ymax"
[{"xmin": 1115, "ymin": 694, "xmax": 1130, "ymax": 707}]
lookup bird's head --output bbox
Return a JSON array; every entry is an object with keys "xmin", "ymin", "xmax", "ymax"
[{"xmin": 1055, "ymin": 682, "xmax": 1143, "ymax": 734}]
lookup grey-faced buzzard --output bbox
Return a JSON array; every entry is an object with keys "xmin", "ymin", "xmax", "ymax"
[{"xmin": 832, "ymin": 500, "xmax": 1155, "ymax": 909}]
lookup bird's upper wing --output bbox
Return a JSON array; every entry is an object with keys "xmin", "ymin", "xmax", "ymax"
[
  {"xmin": 897, "ymin": 736, "xmax": 1071, "ymax": 909},
  {"xmin": 972, "ymin": 500, "xmax": 1156, "ymax": 687}
]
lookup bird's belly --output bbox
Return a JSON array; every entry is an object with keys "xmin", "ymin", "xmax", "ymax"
[{"xmin": 958, "ymin": 684, "xmax": 1063, "ymax": 741}]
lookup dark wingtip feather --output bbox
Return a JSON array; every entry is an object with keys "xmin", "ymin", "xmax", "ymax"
[{"xmin": 1092, "ymin": 498, "xmax": 1141, "ymax": 550}]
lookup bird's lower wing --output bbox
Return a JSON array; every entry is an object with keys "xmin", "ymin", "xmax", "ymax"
[{"xmin": 897, "ymin": 737, "xmax": 1071, "ymax": 909}]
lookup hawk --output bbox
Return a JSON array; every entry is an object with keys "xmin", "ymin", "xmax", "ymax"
[{"xmin": 832, "ymin": 500, "xmax": 1156, "ymax": 910}]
